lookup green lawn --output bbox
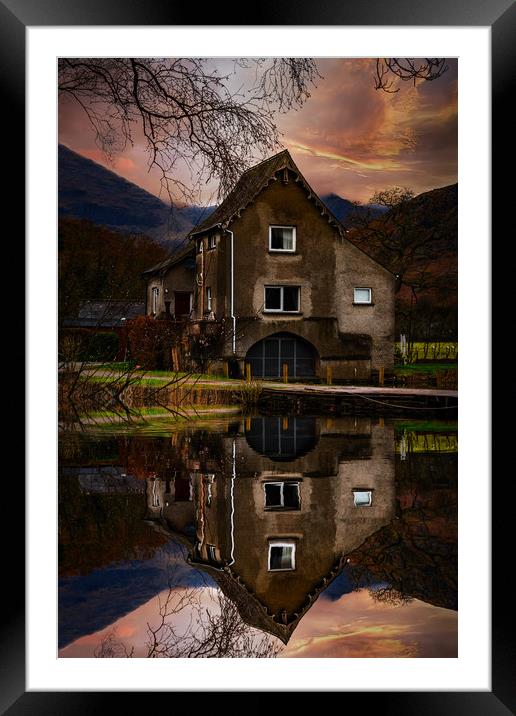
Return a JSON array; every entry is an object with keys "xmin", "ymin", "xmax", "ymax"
[
  {"xmin": 394, "ymin": 362, "xmax": 457, "ymax": 376},
  {"xmin": 394, "ymin": 419, "xmax": 458, "ymax": 432}
]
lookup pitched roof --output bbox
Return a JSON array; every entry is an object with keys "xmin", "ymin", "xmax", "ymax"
[
  {"xmin": 63, "ymin": 300, "xmax": 145, "ymax": 328},
  {"xmin": 142, "ymin": 243, "xmax": 195, "ymax": 278},
  {"xmin": 189, "ymin": 149, "xmax": 347, "ymax": 238}
]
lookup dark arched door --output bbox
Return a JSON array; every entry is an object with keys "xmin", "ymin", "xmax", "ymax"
[{"xmin": 246, "ymin": 332, "xmax": 317, "ymax": 379}]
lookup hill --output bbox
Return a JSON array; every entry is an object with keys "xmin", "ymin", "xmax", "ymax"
[
  {"xmin": 346, "ymin": 183, "xmax": 458, "ymax": 339},
  {"xmin": 58, "ymin": 144, "xmax": 214, "ymax": 244},
  {"xmin": 321, "ymin": 193, "xmax": 388, "ymax": 226}
]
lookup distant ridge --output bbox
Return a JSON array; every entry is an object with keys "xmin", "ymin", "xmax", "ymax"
[
  {"xmin": 58, "ymin": 144, "xmax": 215, "ymax": 244},
  {"xmin": 320, "ymin": 193, "xmax": 388, "ymax": 227}
]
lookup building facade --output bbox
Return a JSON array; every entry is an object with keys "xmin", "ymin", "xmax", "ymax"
[{"xmin": 144, "ymin": 150, "xmax": 395, "ymax": 380}]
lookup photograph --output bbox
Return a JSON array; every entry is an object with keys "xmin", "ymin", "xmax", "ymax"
[{"xmin": 56, "ymin": 56, "xmax": 459, "ymax": 660}]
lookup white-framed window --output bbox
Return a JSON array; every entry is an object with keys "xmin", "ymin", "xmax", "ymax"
[
  {"xmin": 263, "ymin": 481, "xmax": 300, "ymax": 510},
  {"xmin": 353, "ymin": 490, "xmax": 372, "ymax": 507},
  {"xmin": 151, "ymin": 286, "xmax": 159, "ymax": 314},
  {"xmin": 197, "ymin": 238, "xmax": 204, "ymax": 253},
  {"xmin": 208, "ymin": 234, "xmax": 217, "ymax": 250},
  {"xmin": 354, "ymin": 287, "xmax": 372, "ymax": 304},
  {"xmin": 264, "ymin": 285, "xmax": 300, "ymax": 312},
  {"xmin": 207, "ymin": 544, "xmax": 217, "ymax": 562},
  {"xmin": 269, "ymin": 225, "xmax": 296, "ymax": 252},
  {"xmin": 206, "ymin": 286, "xmax": 212, "ymax": 311},
  {"xmin": 268, "ymin": 541, "xmax": 296, "ymax": 571},
  {"xmin": 151, "ymin": 478, "xmax": 161, "ymax": 508}
]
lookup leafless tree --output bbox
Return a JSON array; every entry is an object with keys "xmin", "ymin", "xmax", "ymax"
[
  {"xmin": 58, "ymin": 58, "xmax": 320, "ymax": 204},
  {"xmin": 95, "ymin": 583, "xmax": 281, "ymax": 658},
  {"xmin": 375, "ymin": 58, "xmax": 448, "ymax": 93}
]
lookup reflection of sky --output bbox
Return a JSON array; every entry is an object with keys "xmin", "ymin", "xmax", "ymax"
[
  {"xmin": 58, "ymin": 541, "xmax": 215, "ymax": 650},
  {"xmin": 60, "ymin": 578, "xmax": 457, "ymax": 659},
  {"xmin": 280, "ymin": 589, "xmax": 457, "ymax": 658}
]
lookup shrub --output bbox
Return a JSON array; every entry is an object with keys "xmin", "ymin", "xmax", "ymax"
[
  {"xmin": 127, "ymin": 316, "xmax": 180, "ymax": 370},
  {"xmin": 85, "ymin": 332, "xmax": 120, "ymax": 361},
  {"xmin": 58, "ymin": 328, "xmax": 119, "ymax": 363},
  {"xmin": 238, "ymin": 381, "xmax": 263, "ymax": 411}
]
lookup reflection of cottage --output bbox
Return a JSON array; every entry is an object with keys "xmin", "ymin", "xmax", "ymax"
[
  {"xmin": 143, "ymin": 150, "xmax": 394, "ymax": 381},
  {"xmin": 147, "ymin": 417, "xmax": 396, "ymax": 642}
]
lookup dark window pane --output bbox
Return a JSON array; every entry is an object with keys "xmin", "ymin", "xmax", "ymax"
[
  {"xmin": 283, "ymin": 483, "xmax": 300, "ymax": 509},
  {"xmin": 271, "ymin": 227, "xmax": 293, "ymax": 250},
  {"xmin": 269, "ymin": 545, "xmax": 294, "ymax": 570},
  {"xmin": 281, "ymin": 339, "xmax": 295, "ymax": 357},
  {"xmin": 283, "ymin": 287, "xmax": 299, "ymax": 311},
  {"xmin": 265, "ymin": 287, "xmax": 282, "ymax": 310},
  {"xmin": 264, "ymin": 339, "xmax": 279, "ymax": 358},
  {"xmin": 264, "ymin": 483, "xmax": 282, "ymax": 507}
]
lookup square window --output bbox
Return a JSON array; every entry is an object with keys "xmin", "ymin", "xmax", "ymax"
[
  {"xmin": 269, "ymin": 226, "xmax": 296, "ymax": 252},
  {"xmin": 354, "ymin": 288, "xmax": 372, "ymax": 304},
  {"xmin": 264, "ymin": 286, "xmax": 300, "ymax": 312},
  {"xmin": 353, "ymin": 490, "xmax": 372, "ymax": 507},
  {"xmin": 264, "ymin": 482, "xmax": 300, "ymax": 510},
  {"xmin": 268, "ymin": 542, "xmax": 296, "ymax": 571}
]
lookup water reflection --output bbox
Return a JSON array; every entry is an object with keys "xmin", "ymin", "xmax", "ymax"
[{"xmin": 58, "ymin": 416, "xmax": 457, "ymax": 656}]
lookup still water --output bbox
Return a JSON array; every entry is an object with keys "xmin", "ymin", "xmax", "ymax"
[{"xmin": 58, "ymin": 415, "xmax": 457, "ymax": 658}]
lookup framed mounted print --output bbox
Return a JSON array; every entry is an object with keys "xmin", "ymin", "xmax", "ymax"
[{"xmin": 5, "ymin": 0, "xmax": 512, "ymax": 710}]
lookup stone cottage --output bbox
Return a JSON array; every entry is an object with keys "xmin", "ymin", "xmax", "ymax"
[{"xmin": 144, "ymin": 149, "xmax": 394, "ymax": 380}]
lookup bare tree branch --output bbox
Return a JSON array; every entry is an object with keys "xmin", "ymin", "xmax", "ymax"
[
  {"xmin": 58, "ymin": 58, "xmax": 320, "ymax": 204},
  {"xmin": 375, "ymin": 58, "xmax": 448, "ymax": 93}
]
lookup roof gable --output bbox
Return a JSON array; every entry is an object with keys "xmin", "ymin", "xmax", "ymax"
[
  {"xmin": 189, "ymin": 149, "xmax": 346, "ymax": 238},
  {"xmin": 142, "ymin": 244, "xmax": 195, "ymax": 278}
]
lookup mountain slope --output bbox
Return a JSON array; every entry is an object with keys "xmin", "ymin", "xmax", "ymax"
[
  {"xmin": 321, "ymin": 193, "xmax": 388, "ymax": 227},
  {"xmin": 58, "ymin": 144, "xmax": 214, "ymax": 243}
]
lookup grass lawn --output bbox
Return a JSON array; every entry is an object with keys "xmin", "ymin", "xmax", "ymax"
[
  {"xmin": 394, "ymin": 362, "xmax": 457, "ymax": 376},
  {"xmin": 92, "ymin": 362, "xmax": 235, "ymax": 382},
  {"xmin": 394, "ymin": 419, "xmax": 458, "ymax": 432}
]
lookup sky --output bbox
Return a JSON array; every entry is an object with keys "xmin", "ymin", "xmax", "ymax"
[
  {"xmin": 59, "ymin": 585, "xmax": 457, "ymax": 659},
  {"xmin": 58, "ymin": 57, "xmax": 457, "ymax": 205}
]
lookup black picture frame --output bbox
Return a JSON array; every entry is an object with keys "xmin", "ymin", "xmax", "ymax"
[{"xmin": 5, "ymin": 0, "xmax": 512, "ymax": 711}]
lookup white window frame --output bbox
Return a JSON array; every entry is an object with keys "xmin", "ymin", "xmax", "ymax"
[
  {"xmin": 208, "ymin": 234, "xmax": 217, "ymax": 250},
  {"xmin": 269, "ymin": 225, "xmax": 296, "ymax": 253},
  {"xmin": 197, "ymin": 238, "xmax": 204, "ymax": 254},
  {"xmin": 268, "ymin": 541, "xmax": 296, "ymax": 572},
  {"xmin": 353, "ymin": 489, "xmax": 373, "ymax": 507},
  {"xmin": 206, "ymin": 286, "xmax": 212, "ymax": 311},
  {"xmin": 354, "ymin": 287, "xmax": 372, "ymax": 304},
  {"xmin": 151, "ymin": 286, "xmax": 159, "ymax": 314},
  {"xmin": 263, "ymin": 285, "xmax": 300, "ymax": 313},
  {"xmin": 263, "ymin": 481, "xmax": 300, "ymax": 509},
  {"xmin": 207, "ymin": 544, "xmax": 217, "ymax": 562}
]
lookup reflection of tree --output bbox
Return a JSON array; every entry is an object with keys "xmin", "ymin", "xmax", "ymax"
[
  {"xmin": 95, "ymin": 573, "xmax": 281, "ymax": 658},
  {"xmin": 369, "ymin": 585, "xmax": 413, "ymax": 607}
]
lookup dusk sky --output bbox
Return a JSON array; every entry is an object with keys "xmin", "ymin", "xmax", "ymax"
[{"xmin": 58, "ymin": 57, "xmax": 457, "ymax": 205}]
